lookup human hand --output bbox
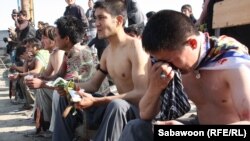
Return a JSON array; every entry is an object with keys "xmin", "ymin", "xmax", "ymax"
[
  {"xmin": 25, "ymin": 78, "xmax": 44, "ymax": 89},
  {"xmin": 74, "ymin": 91, "xmax": 95, "ymax": 109},
  {"xmin": 9, "ymin": 65, "xmax": 16, "ymax": 71},
  {"xmin": 11, "ymin": 14, "xmax": 18, "ymax": 20},
  {"xmin": 149, "ymin": 62, "xmax": 175, "ymax": 91},
  {"xmin": 55, "ymin": 86, "xmax": 67, "ymax": 96},
  {"xmin": 8, "ymin": 73, "xmax": 19, "ymax": 80}
]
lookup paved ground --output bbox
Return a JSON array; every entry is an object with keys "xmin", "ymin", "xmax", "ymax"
[
  {"xmin": 0, "ymin": 90, "xmax": 51, "ymax": 141},
  {"xmin": 0, "ymin": 87, "xmax": 196, "ymax": 141}
]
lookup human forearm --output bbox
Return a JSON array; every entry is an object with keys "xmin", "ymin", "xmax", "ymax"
[
  {"xmin": 14, "ymin": 66, "xmax": 24, "ymax": 72},
  {"xmin": 11, "ymin": 66, "xmax": 24, "ymax": 73},
  {"xmin": 89, "ymin": 89, "xmax": 142, "ymax": 107},
  {"xmin": 139, "ymin": 86, "xmax": 162, "ymax": 120},
  {"xmin": 19, "ymin": 69, "xmax": 39, "ymax": 77},
  {"xmin": 76, "ymin": 81, "xmax": 99, "ymax": 94},
  {"xmin": 122, "ymin": 89, "xmax": 146, "ymax": 106},
  {"xmin": 75, "ymin": 75, "xmax": 104, "ymax": 93}
]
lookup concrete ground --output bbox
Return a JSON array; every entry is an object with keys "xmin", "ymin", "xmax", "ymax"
[{"xmin": 0, "ymin": 90, "xmax": 51, "ymax": 141}]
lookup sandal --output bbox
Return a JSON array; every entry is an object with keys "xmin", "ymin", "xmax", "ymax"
[{"xmin": 10, "ymin": 100, "xmax": 19, "ymax": 105}]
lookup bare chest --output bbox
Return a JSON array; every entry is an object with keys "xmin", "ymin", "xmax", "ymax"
[
  {"xmin": 106, "ymin": 52, "xmax": 132, "ymax": 81},
  {"xmin": 183, "ymin": 70, "xmax": 230, "ymax": 105}
]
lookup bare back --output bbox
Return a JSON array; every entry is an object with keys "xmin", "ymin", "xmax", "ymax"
[
  {"xmin": 49, "ymin": 49, "xmax": 65, "ymax": 75},
  {"xmin": 183, "ymin": 67, "xmax": 250, "ymax": 124}
]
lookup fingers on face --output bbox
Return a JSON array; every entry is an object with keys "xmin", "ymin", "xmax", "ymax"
[{"xmin": 161, "ymin": 63, "xmax": 174, "ymax": 79}]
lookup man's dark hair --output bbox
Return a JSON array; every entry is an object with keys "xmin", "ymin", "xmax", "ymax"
[
  {"xmin": 142, "ymin": 10, "xmax": 199, "ymax": 52},
  {"xmin": 25, "ymin": 37, "xmax": 42, "ymax": 49},
  {"xmin": 55, "ymin": 16, "xmax": 86, "ymax": 45},
  {"xmin": 3, "ymin": 37, "xmax": 8, "ymax": 43},
  {"xmin": 94, "ymin": 0, "xmax": 127, "ymax": 26},
  {"xmin": 124, "ymin": 23, "xmax": 144, "ymax": 36},
  {"xmin": 146, "ymin": 11, "xmax": 156, "ymax": 19},
  {"xmin": 38, "ymin": 21, "xmax": 45, "ymax": 26},
  {"xmin": 16, "ymin": 46, "xmax": 26, "ymax": 57}
]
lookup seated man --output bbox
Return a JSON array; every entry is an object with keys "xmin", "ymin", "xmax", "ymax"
[
  {"xmin": 25, "ymin": 25, "xmax": 65, "ymax": 137},
  {"xmin": 58, "ymin": 1, "xmax": 150, "ymax": 141},
  {"xmin": 119, "ymin": 10, "xmax": 250, "ymax": 141}
]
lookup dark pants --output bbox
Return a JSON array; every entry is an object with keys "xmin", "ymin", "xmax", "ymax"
[
  {"xmin": 119, "ymin": 116, "xmax": 199, "ymax": 141},
  {"xmin": 52, "ymin": 97, "xmax": 83, "ymax": 141},
  {"xmin": 93, "ymin": 99, "xmax": 139, "ymax": 141}
]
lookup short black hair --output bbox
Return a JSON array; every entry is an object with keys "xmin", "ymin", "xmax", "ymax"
[
  {"xmin": 25, "ymin": 38, "xmax": 42, "ymax": 49},
  {"xmin": 94, "ymin": 0, "xmax": 127, "ymax": 26},
  {"xmin": 146, "ymin": 11, "xmax": 156, "ymax": 19},
  {"xmin": 124, "ymin": 23, "xmax": 144, "ymax": 36},
  {"xmin": 142, "ymin": 10, "xmax": 199, "ymax": 52},
  {"xmin": 16, "ymin": 47, "xmax": 26, "ymax": 57},
  {"xmin": 55, "ymin": 16, "xmax": 86, "ymax": 45},
  {"xmin": 3, "ymin": 37, "xmax": 8, "ymax": 43}
]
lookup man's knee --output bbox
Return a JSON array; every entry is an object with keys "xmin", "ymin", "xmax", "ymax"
[
  {"xmin": 119, "ymin": 119, "xmax": 153, "ymax": 141},
  {"xmin": 107, "ymin": 99, "xmax": 129, "ymax": 112},
  {"xmin": 126, "ymin": 119, "xmax": 152, "ymax": 130}
]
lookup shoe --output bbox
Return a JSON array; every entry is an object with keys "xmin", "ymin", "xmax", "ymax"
[
  {"xmin": 39, "ymin": 130, "xmax": 52, "ymax": 138},
  {"xmin": 24, "ymin": 130, "xmax": 52, "ymax": 138},
  {"xmin": 19, "ymin": 104, "xmax": 33, "ymax": 111},
  {"xmin": 23, "ymin": 131, "xmax": 40, "ymax": 137},
  {"xmin": 18, "ymin": 99, "xmax": 26, "ymax": 104},
  {"xmin": 10, "ymin": 100, "xmax": 20, "ymax": 105}
]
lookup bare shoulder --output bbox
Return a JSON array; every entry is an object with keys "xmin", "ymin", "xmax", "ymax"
[
  {"xmin": 124, "ymin": 36, "xmax": 145, "ymax": 54},
  {"xmin": 224, "ymin": 65, "xmax": 250, "ymax": 82},
  {"xmin": 126, "ymin": 36, "xmax": 142, "ymax": 48},
  {"xmin": 53, "ymin": 49, "xmax": 65, "ymax": 56}
]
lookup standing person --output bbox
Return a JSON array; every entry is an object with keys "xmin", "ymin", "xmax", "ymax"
[
  {"xmin": 181, "ymin": 4, "xmax": 197, "ymax": 24},
  {"xmin": 35, "ymin": 21, "xmax": 45, "ymax": 40},
  {"xmin": 13, "ymin": 10, "xmax": 36, "ymax": 42},
  {"xmin": 58, "ymin": 1, "xmax": 150, "ymax": 141},
  {"xmin": 119, "ymin": 9, "xmax": 250, "ymax": 141},
  {"xmin": 123, "ymin": 0, "xmax": 144, "ymax": 26},
  {"xmin": 86, "ymin": 0, "xmax": 97, "ymax": 42},
  {"xmin": 105, "ymin": 0, "xmax": 145, "ymax": 26},
  {"xmin": 64, "ymin": 0, "xmax": 89, "ymax": 29}
]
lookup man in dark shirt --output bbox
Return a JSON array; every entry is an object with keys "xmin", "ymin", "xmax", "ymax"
[{"xmin": 64, "ymin": 0, "xmax": 89, "ymax": 29}]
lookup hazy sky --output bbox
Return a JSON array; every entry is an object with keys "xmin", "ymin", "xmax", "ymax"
[{"xmin": 0, "ymin": 0, "xmax": 203, "ymax": 30}]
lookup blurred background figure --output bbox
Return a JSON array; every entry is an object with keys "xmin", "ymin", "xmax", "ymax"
[
  {"xmin": 35, "ymin": 21, "xmax": 45, "ymax": 40},
  {"xmin": 12, "ymin": 10, "xmax": 36, "ymax": 42},
  {"xmin": 64, "ymin": 0, "xmax": 89, "ymax": 44},
  {"xmin": 86, "ymin": 0, "xmax": 97, "ymax": 42},
  {"xmin": 181, "ymin": 4, "xmax": 197, "ymax": 24}
]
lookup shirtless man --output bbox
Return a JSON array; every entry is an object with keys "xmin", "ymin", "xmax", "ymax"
[
  {"xmin": 119, "ymin": 9, "xmax": 250, "ymax": 141},
  {"xmin": 26, "ymin": 26, "xmax": 65, "ymax": 82},
  {"xmin": 25, "ymin": 26, "xmax": 65, "ymax": 135},
  {"xmin": 58, "ymin": 1, "xmax": 150, "ymax": 141}
]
